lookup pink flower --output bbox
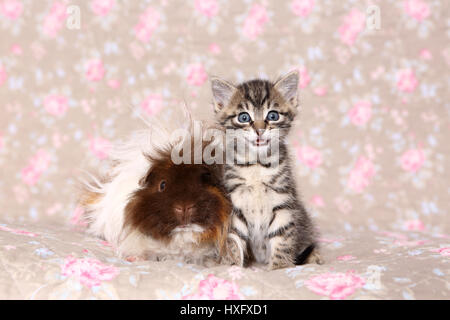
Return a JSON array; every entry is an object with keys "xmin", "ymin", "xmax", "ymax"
[
  {"xmin": 61, "ymin": 255, "xmax": 119, "ymax": 287},
  {"xmin": 44, "ymin": 94, "xmax": 68, "ymax": 116},
  {"xmin": 209, "ymin": 43, "xmax": 221, "ymax": 54},
  {"xmin": 30, "ymin": 150, "xmax": 51, "ymax": 172},
  {"xmin": 419, "ymin": 49, "xmax": 432, "ymax": 60},
  {"xmin": 42, "ymin": 2, "xmax": 68, "ymax": 37},
  {"xmin": 297, "ymin": 145, "xmax": 322, "ymax": 169},
  {"xmin": 242, "ymin": 4, "xmax": 268, "ymax": 40},
  {"xmin": 0, "ymin": 225, "xmax": 38, "ymax": 237},
  {"xmin": 305, "ymin": 271, "xmax": 365, "ymax": 300},
  {"xmin": 11, "ymin": 44, "xmax": 22, "ymax": 55},
  {"xmin": 291, "ymin": 0, "xmax": 314, "ymax": 17},
  {"xmin": 400, "ymin": 148, "xmax": 425, "ymax": 172},
  {"xmin": 194, "ymin": 0, "xmax": 218, "ymax": 18},
  {"xmin": 404, "ymin": 219, "xmax": 425, "ymax": 231},
  {"xmin": 70, "ymin": 206, "xmax": 88, "ymax": 227},
  {"xmin": 298, "ymin": 66, "xmax": 310, "ymax": 88},
  {"xmin": 85, "ymin": 59, "xmax": 105, "ymax": 82},
  {"xmin": 337, "ymin": 255, "xmax": 356, "ymax": 261},
  {"xmin": 314, "ymin": 87, "xmax": 327, "ymax": 96},
  {"xmin": 21, "ymin": 166, "xmax": 41, "ymax": 186},
  {"xmin": 404, "ymin": 0, "xmax": 430, "ymax": 21},
  {"xmin": 397, "ymin": 69, "xmax": 418, "ymax": 93},
  {"xmin": 141, "ymin": 94, "xmax": 163, "ymax": 116},
  {"xmin": 348, "ymin": 101, "xmax": 372, "ymax": 126},
  {"xmin": 183, "ymin": 274, "xmax": 243, "ymax": 300},
  {"xmin": 311, "ymin": 195, "xmax": 325, "ymax": 207},
  {"xmin": 1, "ymin": 0, "xmax": 23, "ymax": 19},
  {"xmin": 134, "ymin": 6, "xmax": 161, "ymax": 43},
  {"xmin": 107, "ymin": 79, "xmax": 120, "ymax": 89},
  {"xmin": 347, "ymin": 156, "xmax": 375, "ymax": 193},
  {"xmin": 21, "ymin": 150, "xmax": 51, "ymax": 186},
  {"xmin": 433, "ymin": 247, "xmax": 450, "ymax": 257},
  {"xmin": 89, "ymin": 136, "xmax": 111, "ymax": 160},
  {"xmin": 338, "ymin": 9, "xmax": 365, "ymax": 46},
  {"xmin": 186, "ymin": 63, "xmax": 208, "ymax": 86},
  {"xmin": 0, "ymin": 65, "xmax": 7, "ymax": 86},
  {"xmin": 91, "ymin": 0, "xmax": 115, "ymax": 16}
]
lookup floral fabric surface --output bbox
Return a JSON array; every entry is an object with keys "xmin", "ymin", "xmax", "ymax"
[
  {"xmin": 0, "ymin": 0, "xmax": 449, "ymax": 299},
  {"xmin": 0, "ymin": 221, "xmax": 448, "ymax": 300}
]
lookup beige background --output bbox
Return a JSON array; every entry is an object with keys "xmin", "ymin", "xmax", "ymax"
[{"xmin": 0, "ymin": 0, "xmax": 448, "ymax": 232}]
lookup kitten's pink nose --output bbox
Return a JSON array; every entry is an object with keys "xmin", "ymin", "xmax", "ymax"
[
  {"xmin": 174, "ymin": 204, "xmax": 195, "ymax": 224},
  {"xmin": 254, "ymin": 120, "xmax": 266, "ymax": 136}
]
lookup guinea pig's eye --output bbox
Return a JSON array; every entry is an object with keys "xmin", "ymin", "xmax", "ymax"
[{"xmin": 159, "ymin": 180, "xmax": 166, "ymax": 192}]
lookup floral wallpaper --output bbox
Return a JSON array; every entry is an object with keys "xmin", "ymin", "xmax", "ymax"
[{"xmin": 0, "ymin": 0, "xmax": 449, "ymax": 299}]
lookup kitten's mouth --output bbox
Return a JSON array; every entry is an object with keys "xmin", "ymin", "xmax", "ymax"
[{"xmin": 251, "ymin": 138, "xmax": 270, "ymax": 147}]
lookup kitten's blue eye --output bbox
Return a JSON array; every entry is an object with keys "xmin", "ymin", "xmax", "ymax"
[
  {"xmin": 237, "ymin": 112, "xmax": 251, "ymax": 123},
  {"xmin": 266, "ymin": 111, "xmax": 280, "ymax": 121}
]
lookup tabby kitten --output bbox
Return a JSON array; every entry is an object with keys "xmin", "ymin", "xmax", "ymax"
[{"xmin": 211, "ymin": 71, "xmax": 323, "ymax": 270}]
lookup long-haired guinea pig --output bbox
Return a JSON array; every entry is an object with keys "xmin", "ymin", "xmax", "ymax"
[{"xmin": 78, "ymin": 118, "xmax": 232, "ymax": 266}]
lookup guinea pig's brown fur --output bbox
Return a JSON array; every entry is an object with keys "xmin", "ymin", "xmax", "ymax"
[{"xmin": 123, "ymin": 145, "xmax": 231, "ymax": 255}]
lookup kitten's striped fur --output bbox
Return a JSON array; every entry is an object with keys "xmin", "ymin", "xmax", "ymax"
[{"xmin": 211, "ymin": 71, "xmax": 323, "ymax": 269}]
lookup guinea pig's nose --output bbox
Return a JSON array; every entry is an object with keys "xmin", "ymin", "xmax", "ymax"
[
  {"xmin": 174, "ymin": 205, "xmax": 184, "ymax": 215},
  {"xmin": 174, "ymin": 204, "xmax": 195, "ymax": 224}
]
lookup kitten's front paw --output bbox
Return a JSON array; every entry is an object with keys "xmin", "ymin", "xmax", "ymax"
[
  {"xmin": 221, "ymin": 235, "xmax": 244, "ymax": 267},
  {"xmin": 306, "ymin": 249, "xmax": 324, "ymax": 265},
  {"xmin": 268, "ymin": 252, "xmax": 295, "ymax": 270},
  {"xmin": 267, "ymin": 260, "xmax": 295, "ymax": 271}
]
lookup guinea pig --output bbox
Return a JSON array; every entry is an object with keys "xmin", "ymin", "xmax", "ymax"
[{"xmin": 78, "ymin": 118, "xmax": 233, "ymax": 266}]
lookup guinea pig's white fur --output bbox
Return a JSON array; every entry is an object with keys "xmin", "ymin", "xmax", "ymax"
[{"xmin": 80, "ymin": 112, "xmax": 221, "ymax": 264}]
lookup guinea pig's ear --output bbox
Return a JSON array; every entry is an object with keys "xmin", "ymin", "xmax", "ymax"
[
  {"xmin": 211, "ymin": 76, "xmax": 236, "ymax": 113},
  {"xmin": 139, "ymin": 170, "xmax": 153, "ymax": 187},
  {"xmin": 201, "ymin": 165, "xmax": 222, "ymax": 187}
]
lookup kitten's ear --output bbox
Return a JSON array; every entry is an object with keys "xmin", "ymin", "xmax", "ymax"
[
  {"xmin": 274, "ymin": 70, "xmax": 299, "ymax": 105},
  {"xmin": 211, "ymin": 77, "xmax": 236, "ymax": 112}
]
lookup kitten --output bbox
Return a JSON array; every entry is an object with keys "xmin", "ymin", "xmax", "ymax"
[{"xmin": 211, "ymin": 71, "xmax": 323, "ymax": 270}]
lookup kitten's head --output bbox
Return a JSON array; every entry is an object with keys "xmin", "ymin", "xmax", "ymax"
[{"xmin": 211, "ymin": 71, "xmax": 299, "ymax": 151}]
